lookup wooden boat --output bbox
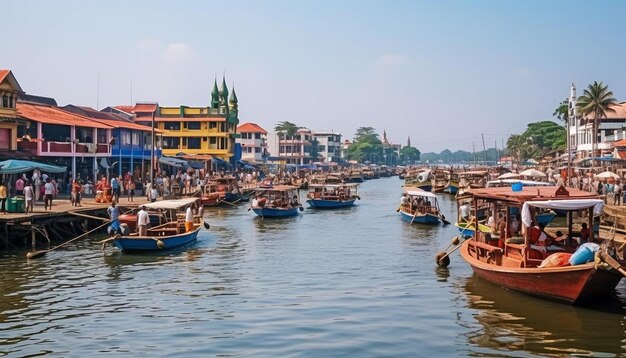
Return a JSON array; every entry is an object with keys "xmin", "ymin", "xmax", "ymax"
[
  {"xmin": 444, "ymin": 172, "xmax": 459, "ymax": 195},
  {"xmin": 211, "ymin": 175, "xmax": 243, "ymax": 202},
  {"xmin": 200, "ymin": 181, "xmax": 225, "ymax": 206},
  {"xmin": 431, "ymin": 170, "xmax": 448, "ymax": 193},
  {"xmin": 251, "ymin": 185, "xmax": 302, "ymax": 218},
  {"xmin": 456, "ymin": 171, "xmax": 488, "ymax": 196},
  {"xmin": 112, "ymin": 198, "xmax": 205, "ymax": 253},
  {"xmin": 404, "ymin": 170, "xmax": 432, "ymax": 192},
  {"xmin": 345, "ymin": 170, "xmax": 364, "ymax": 183},
  {"xmin": 399, "ymin": 187, "xmax": 443, "ymax": 225},
  {"xmin": 448, "ymin": 185, "xmax": 623, "ymax": 304},
  {"xmin": 306, "ymin": 183, "xmax": 359, "ymax": 209}
]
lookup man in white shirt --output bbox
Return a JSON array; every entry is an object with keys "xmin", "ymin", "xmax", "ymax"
[
  {"xmin": 459, "ymin": 201, "xmax": 471, "ymax": 222},
  {"xmin": 44, "ymin": 179, "xmax": 54, "ymax": 210},
  {"xmin": 185, "ymin": 204, "xmax": 194, "ymax": 232},
  {"xmin": 23, "ymin": 181, "xmax": 34, "ymax": 213},
  {"xmin": 137, "ymin": 206, "xmax": 150, "ymax": 236}
]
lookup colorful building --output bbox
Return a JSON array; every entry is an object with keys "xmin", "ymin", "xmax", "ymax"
[
  {"xmin": 236, "ymin": 122, "xmax": 267, "ymax": 163},
  {"xmin": 0, "ymin": 70, "xmax": 23, "ymax": 157},
  {"xmin": 119, "ymin": 77, "xmax": 239, "ymax": 163}
]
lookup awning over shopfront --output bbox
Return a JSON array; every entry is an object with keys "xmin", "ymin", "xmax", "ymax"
[
  {"xmin": 0, "ymin": 159, "xmax": 67, "ymax": 174},
  {"xmin": 159, "ymin": 156, "xmax": 188, "ymax": 168}
]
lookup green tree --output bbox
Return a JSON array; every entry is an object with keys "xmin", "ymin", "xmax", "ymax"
[
  {"xmin": 553, "ymin": 99, "xmax": 569, "ymax": 124},
  {"xmin": 274, "ymin": 121, "xmax": 301, "ymax": 139},
  {"xmin": 506, "ymin": 134, "xmax": 526, "ymax": 167},
  {"xmin": 400, "ymin": 146, "xmax": 421, "ymax": 164},
  {"xmin": 576, "ymin": 81, "xmax": 617, "ymax": 164},
  {"xmin": 345, "ymin": 127, "xmax": 384, "ymax": 163}
]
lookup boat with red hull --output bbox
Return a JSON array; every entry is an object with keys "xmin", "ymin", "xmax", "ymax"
[{"xmin": 440, "ymin": 185, "xmax": 624, "ymax": 305}]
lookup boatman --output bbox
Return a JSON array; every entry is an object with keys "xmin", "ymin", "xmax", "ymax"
[
  {"xmin": 459, "ymin": 201, "xmax": 471, "ymax": 222},
  {"xmin": 137, "ymin": 205, "xmax": 149, "ymax": 236},
  {"xmin": 185, "ymin": 204, "xmax": 194, "ymax": 232},
  {"xmin": 107, "ymin": 201, "xmax": 121, "ymax": 235}
]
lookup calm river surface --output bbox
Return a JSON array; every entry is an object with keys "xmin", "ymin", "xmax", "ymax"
[{"xmin": 2, "ymin": 177, "xmax": 626, "ymax": 357}]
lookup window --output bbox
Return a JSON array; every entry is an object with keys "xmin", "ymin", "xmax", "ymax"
[
  {"xmin": 42, "ymin": 124, "xmax": 70, "ymax": 142},
  {"xmin": 209, "ymin": 122, "xmax": 217, "ymax": 129},
  {"xmin": 121, "ymin": 131, "xmax": 131, "ymax": 146},
  {"xmin": 97, "ymin": 129, "xmax": 108, "ymax": 144},
  {"xmin": 1, "ymin": 95, "xmax": 9, "ymax": 108},
  {"xmin": 188, "ymin": 137, "xmax": 201, "ymax": 149},
  {"xmin": 76, "ymin": 127, "xmax": 93, "ymax": 143},
  {"xmin": 187, "ymin": 122, "xmax": 201, "ymax": 130},
  {"xmin": 255, "ymin": 133, "xmax": 261, "ymax": 139},
  {"xmin": 255, "ymin": 147, "xmax": 261, "ymax": 153},
  {"xmin": 132, "ymin": 132, "xmax": 140, "ymax": 146},
  {"xmin": 318, "ymin": 145, "xmax": 326, "ymax": 152},
  {"xmin": 163, "ymin": 137, "xmax": 180, "ymax": 149},
  {"xmin": 209, "ymin": 137, "xmax": 217, "ymax": 144},
  {"xmin": 165, "ymin": 121, "xmax": 181, "ymax": 130}
]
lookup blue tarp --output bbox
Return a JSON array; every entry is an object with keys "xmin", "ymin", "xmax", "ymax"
[
  {"xmin": 0, "ymin": 159, "xmax": 67, "ymax": 174},
  {"xmin": 159, "ymin": 157, "xmax": 188, "ymax": 168}
]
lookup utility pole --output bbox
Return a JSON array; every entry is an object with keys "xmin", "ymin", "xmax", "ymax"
[
  {"xmin": 472, "ymin": 142, "xmax": 477, "ymax": 166},
  {"xmin": 481, "ymin": 133, "xmax": 487, "ymax": 163},
  {"xmin": 494, "ymin": 140, "xmax": 498, "ymax": 166}
]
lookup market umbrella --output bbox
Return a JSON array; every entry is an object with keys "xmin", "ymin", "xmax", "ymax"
[
  {"xmin": 497, "ymin": 172, "xmax": 520, "ymax": 179},
  {"xmin": 594, "ymin": 171, "xmax": 620, "ymax": 179},
  {"xmin": 519, "ymin": 168, "xmax": 546, "ymax": 177}
]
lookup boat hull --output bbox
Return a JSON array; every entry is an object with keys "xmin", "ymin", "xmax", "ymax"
[
  {"xmin": 460, "ymin": 240, "xmax": 622, "ymax": 304},
  {"xmin": 444, "ymin": 183, "xmax": 459, "ymax": 194},
  {"xmin": 399, "ymin": 209, "xmax": 440, "ymax": 225},
  {"xmin": 113, "ymin": 226, "xmax": 201, "ymax": 253},
  {"xmin": 306, "ymin": 199, "xmax": 355, "ymax": 209},
  {"xmin": 252, "ymin": 207, "xmax": 299, "ymax": 217}
]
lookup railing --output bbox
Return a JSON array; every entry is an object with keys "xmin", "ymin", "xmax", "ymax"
[{"xmin": 17, "ymin": 141, "xmax": 37, "ymax": 155}]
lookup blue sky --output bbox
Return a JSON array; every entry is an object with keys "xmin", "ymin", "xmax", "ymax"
[{"xmin": 4, "ymin": 0, "xmax": 626, "ymax": 152}]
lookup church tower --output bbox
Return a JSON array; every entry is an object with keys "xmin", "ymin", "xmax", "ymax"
[
  {"xmin": 219, "ymin": 76, "xmax": 229, "ymax": 114},
  {"xmin": 229, "ymin": 86, "xmax": 238, "ymax": 112},
  {"xmin": 210, "ymin": 78, "xmax": 219, "ymax": 109}
]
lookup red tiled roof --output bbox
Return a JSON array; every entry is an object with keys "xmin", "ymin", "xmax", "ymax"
[
  {"xmin": 114, "ymin": 105, "xmax": 135, "ymax": 114},
  {"xmin": 618, "ymin": 151, "xmax": 626, "ymax": 159},
  {"xmin": 613, "ymin": 139, "xmax": 626, "ymax": 147},
  {"xmin": 237, "ymin": 122, "xmax": 267, "ymax": 134},
  {"xmin": 90, "ymin": 118, "xmax": 163, "ymax": 133},
  {"xmin": 0, "ymin": 70, "xmax": 9, "ymax": 83},
  {"xmin": 17, "ymin": 103, "xmax": 113, "ymax": 129},
  {"xmin": 133, "ymin": 103, "xmax": 157, "ymax": 113}
]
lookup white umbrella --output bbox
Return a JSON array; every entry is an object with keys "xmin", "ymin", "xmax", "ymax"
[
  {"xmin": 519, "ymin": 168, "xmax": 546, "ymax": 177},
  {"xmin": 498, "ymin": 172, "xmax": 520, "ymax": 179},
  {"xmin": 594, "ymin": 171, "xmax": 620, "ymax": 179}
]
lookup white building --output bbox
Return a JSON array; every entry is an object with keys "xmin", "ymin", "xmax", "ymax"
[
  {"xmin": 312, "ymin": 131, "xmax": 342, "ymax": 163},
  {"xmin": 266, "ymin": 128, "xmax": 342, "ymax": 164},
  {"xmin": 568, "ymin": 83, "xmax": 626, "ymax": 160},
  {"xmin": 236, "ymin": 122, "xmax": 267, "ymax": 163}
]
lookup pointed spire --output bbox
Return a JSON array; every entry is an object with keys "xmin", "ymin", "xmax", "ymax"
[
  {"xmin": 220, "ymin": 75, "xmax": 229, "ymax": 97},
  {"xmin": 229, "ymin": 86, "xmax": 238, "ymax": 105},
  {"xmin": 407, "ymin": 136, "xmax": 411, "ymax": 147},
  {"xmin": 211, "ymin": 78, "xmax": 219, "ymax": 98}
]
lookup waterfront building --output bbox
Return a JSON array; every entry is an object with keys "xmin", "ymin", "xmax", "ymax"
[
  {"xmin": 236, "ymin": 122, "xmax": 267, "ymax": 163},
  {"xmin": 0, "ymin": 70, "xmax": 23, "ymax": 158},
  {"xmin": 119, "ymin": 77, "xmax": 239, "ymax": 164},
  {"xmin": 567, "ymin": 83, "xmax": 626, "ymax": 161},
  {"xmin": 16, "ymin": 100, "xmax": 114, "ymax": 182},
  {"xmin": 63, "ymin": 105, "xmax": 162, "ymax": 180},
  {"xmin": 267, "ymin": 128, "xmax": 313, "ymax": 165},
  {"xmin": 312, "ymin": 131, "xmax": 342, "ymax": 163}
]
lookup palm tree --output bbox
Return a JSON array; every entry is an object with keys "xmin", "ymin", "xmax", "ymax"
[
  {"xmin": 506, "ymin": 134, "xmax": 525, "ymax": 168},
  {"xmin": 274, "ymin": 121, "xmax": 301, "ymax": 140},
  {"xmin": 576, "ymin": 81, "xmax": 617, "ymax": 166}
]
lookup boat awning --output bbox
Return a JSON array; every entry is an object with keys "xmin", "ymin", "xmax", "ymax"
[
  {"xmin": 487, "ymin": 179, "xmax": 554, "ymax": 187},
  {"xmin": 142, "ymin": 198, "xmax": 198, "ymax": 210},
  {"xmin": 404, "ymin": 187, "xmax": 437, "ymax": 198},
  {"xmin": 521, "ymin": 199, "xmax": 604, "ymax": 228},
  {"xmin": 0, "ymin": 159, "xmax": 67, "ymax": 174},
  {"xmin": 159, "ymin": 157, "xmax": 188, "ymax": 168}
]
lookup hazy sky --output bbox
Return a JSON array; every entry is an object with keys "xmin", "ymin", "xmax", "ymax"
[{"xmin": 4, "ymin": 1, "xmax": 626, "ymax": 152}]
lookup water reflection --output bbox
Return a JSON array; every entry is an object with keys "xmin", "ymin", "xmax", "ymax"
[{"xmin": 462, "ymin": 275, "xmax": 626, "ymax": 356}]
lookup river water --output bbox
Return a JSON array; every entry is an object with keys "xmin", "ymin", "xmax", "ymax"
[{"xmin": 1, "ymin": 177, "xmax": 626, "ymax": 357}]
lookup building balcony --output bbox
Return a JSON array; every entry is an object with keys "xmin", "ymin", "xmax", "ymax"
[{"xmin": 17, "ymin": 141, "xmax": 37, "ymax": 155}]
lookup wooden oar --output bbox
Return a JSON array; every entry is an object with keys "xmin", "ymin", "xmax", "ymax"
[
  {"xmin": 410, "ymin": 209, "xmax": 419, "ymax": 225},
  {"xmin": 27, "ymin": 220, "xmax": 111, "ymax": 259},
  {"xmin": 68, "ymin": 211, "xmax": 110, "ymax": 222},
  {"xmin": 599, "ymin": 251, "xmax": 626, "ymax": 276}
]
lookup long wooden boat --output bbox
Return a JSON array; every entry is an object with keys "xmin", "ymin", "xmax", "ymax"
[
  {"xmin": 251, "ymin": 185, "xmax": 302, "ymax": 218},
  {"xmin": 200, "ymin": 181, "xmax": 226, "ymax": 206},
  {"xmin": 306, "ymin": 183, "xmax": 359, "ymax": 209},
  {"xmin": 452, "ymin": 185, "xmax": 623, "ymax": 304},
  {"xmin": 112, "ymin": 198, "xmax": 205, "ymax": 253},
  {"xmin": 444, "ymin": 172, "xmax": 459, "ymax": 195},
  {"xmin": 399, "ymin": 187, "xmax": 442, "ymax": 225},
  {"xmin": 404, "ymin": 170, "xmax": 432, "ymax": 192}
]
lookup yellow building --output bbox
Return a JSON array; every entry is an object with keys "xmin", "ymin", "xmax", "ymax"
[
  {"xmin": 0, "ymin": 70, "xmax": 23, "ymax": 156},
  {"xmin": 132, "ymin": 77, "xmax": 239, "ymax": 161}
]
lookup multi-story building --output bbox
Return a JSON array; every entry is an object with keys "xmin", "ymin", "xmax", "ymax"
[
  {"xmin": 567, "ymin": 83, "xmax": 626, "ymax": 160},
  {"xmin": 312, "ymin": 131, "xmax": 342, "ymax": 163},
  {"xmin": 267, "ymin": 128, "xmax": 313, "ymax": 165},
  {"xmin": 0, "ymin": 70, "xmax": 22, "ymax": 158},
  {"xmin": 121, "ymin": 77, "xmax": 239, "ymax": 164},
  {"xmin": 236, "ymin": 122, "xmax": 267, "ymax": 163}
]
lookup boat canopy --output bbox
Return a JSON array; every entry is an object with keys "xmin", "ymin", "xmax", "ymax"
[
  {"xmin": 143, "ymin": 198, "xmax": 198, "ymax": 210},
  {"xmin": 404, "ymin": 187, "xmax": 437, "ymax": 198},
  {"xmin": 257, "ymin": 185, "xmax": 298, "ymax": 192},
  {"xmin": 521, "ymin": 199, "xmax": 604, "ymax": 228},
  {"xmin": 0, "ymin": 159, "xmax": 67, "ymax": 174},
  {"xmin": 309, "ymin": 183, "xmax": 359, "ymax": 188},
  {"xmin": 486, "ymin": 179, "xmax": 554, "ymax": 187}
]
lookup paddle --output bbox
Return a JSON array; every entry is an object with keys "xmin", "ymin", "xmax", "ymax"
[
  {"xmin": 410, "ymin": 208, "xmax": 419, "ymax": 225},
  {"xmin": 439, "ymin": 213, "xmax": 451, "ymax": 225},
  {"xmin": 27, "ymin": 220, "xmax": 111, "ymax": 259}
]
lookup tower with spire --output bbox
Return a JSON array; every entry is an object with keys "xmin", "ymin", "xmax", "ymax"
[
  {"xmin": 382, "ymin": 129, "xmax": 390, "ymax": 146},
  {"xmin": 211, "ymin": 78, "xmax": 219, "ymax": 109},
  {"xmin": 407, "ymin": 136, "xmax": 411, "ymax": 148},
  {"xmin": 218, "ymin": 76, "xmax": 229, "ymax": 114},
  {"xmin": 229, "ymin": 86, "xmax": 238, "ymax": 112}
]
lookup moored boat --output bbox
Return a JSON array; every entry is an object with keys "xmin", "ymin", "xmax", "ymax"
[
  {"xmin": 251, "ymin": 185, "xmax": 302, "ymax": 218},
  {"xmin": 306, "ymin": 183, "xmax": 360, "ymax": 209},
  {"xmin": 440, "ymin": 185, "xmax": 624, "ymax": 304}
]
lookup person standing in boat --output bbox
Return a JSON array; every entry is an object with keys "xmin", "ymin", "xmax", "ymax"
[
  {"xmin": 137, "ymin": 205, "xmax": 149, "ymax": 236},
  {"xmin": 107, "ymin": 201, "xmax": 121, "ymax": 235},
  {"xmin": 185, "ymin": 204, "xmax": 194, "ymax": 232}
]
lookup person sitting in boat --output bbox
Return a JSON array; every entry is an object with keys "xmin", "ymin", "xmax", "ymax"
[
  {"xmin": 509, "ymin": 213, "xmax": 521, "ymax": 237},
  {"xmin": 530, "ymin": 223, "xmax": 552, "ymax": 254},
  {"xmin": 579, "ymin": 223, "xmax": 590, "ymax": 244},
  {"xmin": 258, "ymin": 196, "xmax": 267, "ymax": 208},
  {"xmin": 459, "ymin": 201, "xmax": 471, "ymax": 223},
  {"xmin": 290, "ymin": 195, "xmax": 299, "ymax": 207},
  {"xmin": 552, "ymin": 230, "xmax": 568, "ymax": 246}
]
